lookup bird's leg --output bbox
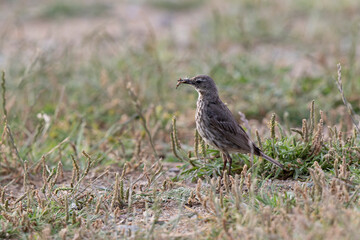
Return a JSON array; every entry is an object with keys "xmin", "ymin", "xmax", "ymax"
[
  {"xmin": 221, "ymin": 152, "xmax": 227, "ymax": 174},
  {"xmin": 226, "ymin": 153, "xmax": 232, "ymax": 175}
]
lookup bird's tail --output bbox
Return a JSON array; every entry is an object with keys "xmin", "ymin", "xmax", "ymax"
[{"xmin": 260, "ymin": 152, "xmax": 284, "ymax": 169}]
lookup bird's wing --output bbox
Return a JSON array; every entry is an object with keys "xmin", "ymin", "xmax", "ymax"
[
  {"xmin": 205, "ymin": 100, "xmax": 283, "ymax": 168},
  {"xmin": 206, "ymin": 101, "xmax": 258, "ymax": 153}
]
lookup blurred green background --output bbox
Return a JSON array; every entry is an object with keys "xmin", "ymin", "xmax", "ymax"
[{"xmin": 1, "ymin": 0, "xmax": 359, "ymax": 165}]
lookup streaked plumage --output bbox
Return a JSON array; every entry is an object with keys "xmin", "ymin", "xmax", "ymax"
[{"xmin": 177, "ymin": 75, "xmax": 284, "ymax": 174}]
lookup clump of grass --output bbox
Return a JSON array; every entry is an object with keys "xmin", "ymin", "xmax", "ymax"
[
  {"xmin": 173, "ymin": 100, "xmax": 359, "ymax": 180},
  {"xmin": 185, "ymin": 156, "xmax": 359, "ymax": 239},
  {"xmin": 170, "ymin": 116, "xmax": 199, "ymax": 170}
]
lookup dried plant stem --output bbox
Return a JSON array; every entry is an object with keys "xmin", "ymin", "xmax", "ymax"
[
  {"xmin": 172, "ymin": 117, "xmax": 181, "ymax": 149},
  {"xmin": 302, "ymin": 119, "xmax": 308, "ymax": 142},
  {"xmin": 1, "ymin": 71, "xmax": 7, "ymax": 117},
  {"xmin": 23, "ymin": 161, "xmax": 28, "ymax": 191},
  {"xmin": 194, "ymin": 129, "xmax": 200, "ymax": 158},
  {"xmin": 111, "ymin": 173, "xmax": 120, "ymax": 210},
  {"xmin": 69, "ymin": 151, "xmax": 94, "ymax": 196},
  {"xmin": 54, "ymin": 187, "xmax": 73, "ymax": 194},
  {"xmin": 268, "ymin": 113, "xmax": 277, "ymax": 155},
  {"xmin": 65, "ymin": 195, "xmax": 69, "ymax": 222},
  {"xmin": 170, "ymin": 132, "xmax": 182, "ymax": 160},
  {"xmin": 95, "ymin": 196, "xmax": 103, "ymax": 214},
  {"xmin": 336, "ymin": 63, "xmax": 360, "ymax": 132},
  {"xmin": 2, "ymin": 72, "xmax": 22, "ymax": 165},
  {"xmin": 15, "ymin": 191, "xmax": 29, "ymax": 204},
  {"xmin": 29, "ymin": 137, "xmax": 69, "ymax": 172},
  {"xmin": 255, "ymin": 129, "xmax": 263, "ymax": 150},
  {"xmin": 200, "ymin": 138, "xmax": 207, "ymax": 158},
  {"xmin": 309, "ymin": 100, "xmax": 315, "ymax": 138},
  {"xmin": 71, "ymin": 155, "xmax": 80, "ymax": 184},
  {"xmin": 82, "ymin": 150, "xmax": 92, "ymax": 176},
  {"xmin": 270, "ymin": 113, "xmax": 276, "ymax": 140},
  {"xmin": 127, "ymin": 82, "xmax": 158, "ymax": 158}
]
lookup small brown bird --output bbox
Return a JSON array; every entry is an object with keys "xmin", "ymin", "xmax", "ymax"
[{"xmin": 177, "ymin": 75, "xmax": 284, "ymax": 174}]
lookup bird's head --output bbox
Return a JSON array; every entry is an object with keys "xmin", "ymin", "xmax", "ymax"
[{"xmin": 176, "ymin": 75, "xmax": 218, "ymax": 96}]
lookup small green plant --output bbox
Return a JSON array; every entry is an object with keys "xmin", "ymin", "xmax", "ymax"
[{"xmin": 172, "ymin": 101, "xmax": 359, "ymax": 181}]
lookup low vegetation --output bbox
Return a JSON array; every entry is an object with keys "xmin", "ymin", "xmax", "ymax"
[{"xmin": 1, "ymin": 0, "xmax": 360, "ymax": 239}]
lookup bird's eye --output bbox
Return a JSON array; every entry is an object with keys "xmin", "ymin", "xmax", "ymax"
[{"xmin": 195, "ymin": 79, "xmax": 202, "ymax": 83}]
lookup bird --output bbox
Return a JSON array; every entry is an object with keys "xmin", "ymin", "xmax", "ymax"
[{"xmin": 176, "ymin": 75, "xmax": 284, "ymax": 174}]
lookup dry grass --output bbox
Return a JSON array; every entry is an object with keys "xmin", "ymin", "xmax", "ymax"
[{"xmin": 1, "ymin": 0, "xmax": 360, "ymax": 239}]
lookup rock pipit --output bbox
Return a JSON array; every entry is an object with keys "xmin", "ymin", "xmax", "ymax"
[{"xmin": 177, "ymin": 75, "xmax": 284, "ymax": 174}]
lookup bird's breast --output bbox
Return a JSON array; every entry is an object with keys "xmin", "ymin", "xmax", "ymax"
[
  {"xmin": 195, "ymin": 99, "xmax": 205, "ymax": 123},
  {"xmin": 195, "ymin": 99, "xmax": 216, "ymax": 147}
]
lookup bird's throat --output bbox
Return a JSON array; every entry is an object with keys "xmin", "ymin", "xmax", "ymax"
[{"xmin": 197, "ymin": 90, "xmax": 219, "ymax": 102}]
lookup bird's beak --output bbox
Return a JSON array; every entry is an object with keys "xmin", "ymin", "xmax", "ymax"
[{"xmin": 176, "ymin": 78, "xmax": 192, "ymax": 89}]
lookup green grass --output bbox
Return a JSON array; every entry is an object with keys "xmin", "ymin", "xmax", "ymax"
[
  {"xmin": 39, "ymin": 1, "xmax": 110, "ymax": 19},
  {"xmin": 172, "ymin": 104, "xmax": 359, "ymax": 182},
  {"xmin": 149, "ymin": 0, "xmax": 205, "ymax": 11},
  {"xmin": 1, "ymin": 0, "xmax": 360, "ymax": 238}
]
